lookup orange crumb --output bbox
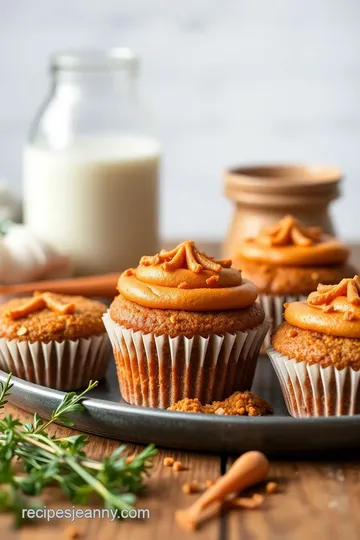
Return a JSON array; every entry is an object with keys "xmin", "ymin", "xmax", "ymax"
[
  {"xmin": 169, "ymin": 392, "xmax": 272, "ymax": 416},
  {"xmin": 323, "ymin": 305, "xmax": 335, "ymax": 313},
  {"xmin": 178, "ymin": 282, "xmax": 190, "ymax": 289},
  {"xmin": 163, "ymin": 457, "xmax": 175, "ymax": 467},
  {"xmin": 289, "ymin": 329, "xmax": 298, "ymax": 338},
  {"xmin": 205, "ymin": 480, "xmax": 215, "ymax": 488},
  {"xmin": 227, "ymin": 493, "xmax": 264, "ymax": 509},
  {"xmin": 266, "ymin": 481, "xmax": 278, "ymax": 494},
  {"xmin": 125, "ymin": 454, "xmax": 136, "ymax": 464},
  {"xmin": 182, "ymin": 481, "xmax": 200, "ymax": 495},
  {"xmin": 344, "ymin": 310, "xmax": 356, "ymax": 321},
  {"xmin": 41, "ymin": 293, "xmax": 75, "ymax": 315},
  {"xmin": 169, "ymin": 315, "xmax": 177, "ymax": 324},
  {"xmin": 283, "ymin": 302, "xmax": 289, "ymax": 309},
  {"xmin": 122, "ymin": 268, "xmax": 134, "ymax": 277},
  {"xmin": 173, "ymin": 461, "xmax": 184, "ymax": 472},
  {"xmin": 6, "ymin": 296, "xmax": 46, "ymax": 320},
  {"xmin": 206, "ymin": 275, "xmax": 220, "ymax": 286},
  {"xmin": 64, "ymin": 526, "xmax": 81, "ymax": 539}
]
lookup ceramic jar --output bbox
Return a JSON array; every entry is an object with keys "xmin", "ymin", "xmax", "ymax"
[{"xmin": 223, "ymin": 164, "xmax": 342, "ymax": 259}]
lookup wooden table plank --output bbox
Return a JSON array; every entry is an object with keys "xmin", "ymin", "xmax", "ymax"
[
  {"xmin": 1, "ymin": 405, "xmax": 222, "ymax": 540},
  {"xmin": 226, "ymin": 459, "xmax": 360, "ymax": 540}
]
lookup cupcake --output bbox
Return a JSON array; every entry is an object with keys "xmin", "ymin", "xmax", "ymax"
[
  {"xmin": 235, "ymin": 215, "xmax": 355, "ymax": 349},
  {"xmin": 268, "ymin": 276, "xmax": 360, "ymax": 417},
  {"xmin": 103, "ymin": 240, "xmax": 270, "ymax": 408},
  {"xmin": 0, "ymin": 292, "xmax": 110, "ymax": 390}
]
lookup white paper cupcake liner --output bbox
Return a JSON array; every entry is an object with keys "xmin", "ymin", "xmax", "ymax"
[
  {"xmin": 103, "ymin": 312, "xmax": 270, "ymax": 409},
  {"xmin": 259, "ymin": 294, "xmax": 307, "ymax": 350},
  {"xmin": 268, "ymin": 347, "xmax": 360, "ymax": 417},
  {"xmin": 0, "ymin": 334, "xmax": 110, "ymax": 390}
]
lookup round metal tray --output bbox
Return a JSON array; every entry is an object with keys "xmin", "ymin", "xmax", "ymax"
[{"xmin": 2, "ymin": 356, "xmax": 360, "ymax": 456}]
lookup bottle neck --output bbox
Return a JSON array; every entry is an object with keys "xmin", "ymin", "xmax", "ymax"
[{"xmin": 51, "ymin": 69, "xmax": 138, "ymax": 101}]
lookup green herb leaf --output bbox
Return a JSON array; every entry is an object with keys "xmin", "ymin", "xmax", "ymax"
[{"xmin": 0, "ymin": 375, "xmax": 156, "ymax": 527}]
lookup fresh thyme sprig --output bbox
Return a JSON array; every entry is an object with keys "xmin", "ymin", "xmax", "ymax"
[{"xmin": 0, "ymin": 374, "xmax": 157, "ymax": 527}]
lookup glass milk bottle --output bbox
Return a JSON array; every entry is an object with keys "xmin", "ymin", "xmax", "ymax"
[{"xmin": 23, "ymin": 49, "xmax": 160, "ymax": 276}]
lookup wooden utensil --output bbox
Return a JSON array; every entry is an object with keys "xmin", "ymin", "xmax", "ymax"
[
  {"xmin": 175, "ymin": 451, "xmax": 269, "ymax": 531},
  {"xmin": 0, "ymin": 273, "xmax": 119, "ymax": 299}
]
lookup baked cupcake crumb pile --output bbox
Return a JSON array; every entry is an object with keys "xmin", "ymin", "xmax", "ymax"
[
  {"xmin": 103, "ymin": 240, "xmax": 270, "ymax": 408},
  {"xmin": 269, "ymin": 276, "xmax": 360, "ymax": 417},
  {"xmin": 168, "ymin": 391, "xmax": 273, "ymax": 416}
]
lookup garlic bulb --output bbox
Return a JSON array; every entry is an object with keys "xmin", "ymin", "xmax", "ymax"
[{"xmin": 0, "ymin": 223, "xmax": 71, "ymax": 285}]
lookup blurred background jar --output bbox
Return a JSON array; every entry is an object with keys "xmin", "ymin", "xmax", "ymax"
[{"xmin": 23, "ymin": 48, "xmax": 161, "ymax": 276}]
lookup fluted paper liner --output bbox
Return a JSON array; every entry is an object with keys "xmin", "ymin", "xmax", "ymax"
[
  {"xmin": 103, "ymin": 312, "xmax": 270, "ymax": 408},
  {"xmin": 268, "ymin": 347, "xmax": 360, "ymax": 417},
  {"xmin": 0, "ymin": 334, "xmax": 110, "ymax": 390},
  {"xmin": 259, "ymin": 294, "xmax": 307, "ymax": 350}
]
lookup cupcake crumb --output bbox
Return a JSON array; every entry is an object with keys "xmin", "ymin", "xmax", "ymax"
[
  {"xmin": 177, "ymin": 282, "xmax": 190, "ymax": 289},
  {"xmin": 182, "ymin": 481, "xmax": 200, "ymax": 494},
  {"xmin": 206, "ymin": 275, "xmax": 220, "ymax": 286},
  {"xmin": 17, "ymin": 326, "xmax": 28, "ymax": 337},
  {"xmin": 173, "ymin": 460, "xmax": 184, "ymax": 472},
  {"xmin": 64, "ymin": 525, "xmax": 81, "ymax": 539},
  {"xmin": 205, "ymin": 479, "xmax": 215, "ymax": 488},
  {"xmin": 227, "ymin": 493, "xmax": 264, "ymax": 509},
  {"xmin": 163, "ymin": 457, "xmax": 174, "ymax": 467},
  {"xmin": 344, "ymin": 310, "xmax": 356, "ymax": 321},
  {"xmin": 289, "ymin": 329, "xmax": 298, "ymax": 338},
  {"xmin": 266, "ymin": 481, "xmax": 278, "ymax": 494},
  {"xmin": 168, "ymin": 391, "xmax": 272, "ymax": 416},
  {"xmin": 169, "ymin": 316, "xmax": 177, "ymax": 324}
]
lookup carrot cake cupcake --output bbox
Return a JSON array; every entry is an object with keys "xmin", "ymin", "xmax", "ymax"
[
  {"xmin": 103, "ymin": 241, "xmax": 270, "ymax": 408},
  {"xmin": 0, "ymin": 292, "xmax": 110, "ymax": 390},
  {"xmin": 235, "ymin": 215, "xmax": 355, "ymax": 349},
  {"xmin": 268, "ymin": 276, "xmax": 360, "ymax": 417}
]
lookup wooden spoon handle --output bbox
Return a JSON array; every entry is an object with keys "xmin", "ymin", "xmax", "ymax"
[{"xmin": 0, "ymin": 273, "xmax": 119, "ymax": 298}]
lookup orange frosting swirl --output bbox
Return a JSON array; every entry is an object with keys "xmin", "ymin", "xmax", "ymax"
[
  {"xmin": 117, "ymin": 241, "xmax": 258, "ymax": 311},
  {"xmin": 285, "ymin": 276, "xmax": 360, "ymax": 338},
  {"xmin": 237, "ymin": 215, "xmax": 349, "ymax": 266}
]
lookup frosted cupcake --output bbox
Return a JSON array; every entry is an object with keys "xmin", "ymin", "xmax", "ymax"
[
  {"xmin": 103, "ymin": 241, "xmax": 270, "ymax": 408},
  {"xmin": 268, "ymin": 276, "xmax": 360, "ymax": 417},
  {"xmin": 235, "ymin": 215, "xmax": 355, "ymax": 349},
  {"xmin": 0, "ymin": 292, "xmax": 110, "ymax": 390}
]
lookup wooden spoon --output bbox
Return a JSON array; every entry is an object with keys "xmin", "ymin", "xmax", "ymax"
[
  {"xmin": 0, "ymin": 273, "xmax": 119, "ymax": 299},
  {"xmin": 175, "ymin": 451, "xmax": 269, "ymax": 531}
]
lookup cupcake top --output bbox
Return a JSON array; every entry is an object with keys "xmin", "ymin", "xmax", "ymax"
[
  {"xmin": 0, "ymin": 292, "xmax": 106, "ymax": 342},
  {"xmin": 237, "ymin": 215, "xmax": 349, "ymax": 267},
  {"xmin": 284, "ymin": 276, "xmax": 360, "ymax": 338},
  {"xmin": 117, "ymin": 240, "xmax": 258, "ymax": 312}
]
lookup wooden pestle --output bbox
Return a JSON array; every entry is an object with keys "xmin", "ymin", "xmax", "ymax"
[
  {"xmin": 0, "ymin": 273, "xmax": 119, "ymax": 299},
  {"xmin": 175, "ymin": 451, "xmax": 269, "ymax": 531}
]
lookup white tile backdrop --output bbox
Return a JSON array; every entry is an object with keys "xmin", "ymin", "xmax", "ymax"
[{"xmin": 1, "ymin": 0, "xmax": 360, "ymax": 240}]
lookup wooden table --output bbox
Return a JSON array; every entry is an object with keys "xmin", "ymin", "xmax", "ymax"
[{"xmin": 1, "ymin": 243, "xmax": 360, "ymax": 539}]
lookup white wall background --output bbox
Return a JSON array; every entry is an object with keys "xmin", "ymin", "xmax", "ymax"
[{"xmin": 0, "ymin": 0, "xmax": 360, "ymax": 241}]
